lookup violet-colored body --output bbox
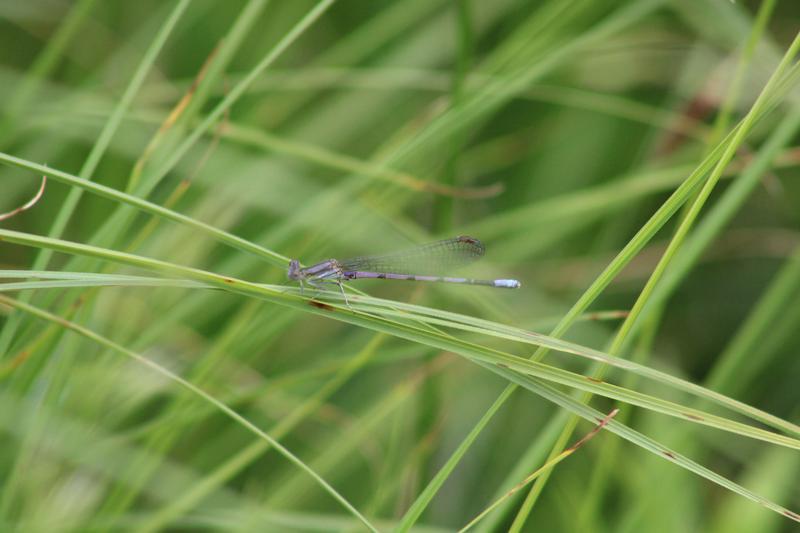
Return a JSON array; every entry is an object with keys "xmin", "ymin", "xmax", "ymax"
[{"xmin": 287, "ymin": 236, "xmax": 521, "ymax": 304}]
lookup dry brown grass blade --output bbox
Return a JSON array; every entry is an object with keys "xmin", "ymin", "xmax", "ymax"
[
  {"xmin": 0, "ymin": 176, "xmax": 46, "ymax": 222},
  {"xmin": 127, "ymin": 40, "xmax": 224, "ymax": 192},
  {"xmin": 459, "ymin": 409, "xmax": 619, "ymax": 533}
]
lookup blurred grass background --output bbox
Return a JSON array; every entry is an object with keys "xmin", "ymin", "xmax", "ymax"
[{"xmin": 1, "ymin": 0, "xmax": 800, "ymax": 531}]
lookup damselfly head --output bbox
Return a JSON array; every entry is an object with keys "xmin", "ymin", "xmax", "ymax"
[{"xmin": 287, "ymin": 259, "xmax": 302, "ymax": 281}]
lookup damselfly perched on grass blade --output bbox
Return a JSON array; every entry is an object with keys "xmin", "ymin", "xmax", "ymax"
[{"xmin": 287, "ymin": 235, "xmax": 521, "ymax": 306}]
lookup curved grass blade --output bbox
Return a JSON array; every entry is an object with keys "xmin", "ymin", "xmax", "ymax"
[
  {"xmin": 0, "ymin": 176, "xmax": 46, "ymax": 222},
  {"xmin": 0, "ymin": 294, "xmax": 379, "ymax": 533},
  {"xmin": 1, "ymin": 229, "xmax": 797, "ymax": 447},
  {"xmin": 3, "ymin": 228, "xmax": 799, "ymax": 523},
  {"xmin": 0, "ymin": 230, "xmax": 797, "ymax": 446}
]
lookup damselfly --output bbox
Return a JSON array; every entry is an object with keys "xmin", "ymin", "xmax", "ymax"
[{"xmin": 287, "ymin": 235, "xmax": 520, "ymax": 305}]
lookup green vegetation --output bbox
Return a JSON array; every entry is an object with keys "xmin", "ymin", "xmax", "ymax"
[{"xmin": 1, "ymin": 1, "xmax": 799, "ymax": 531}]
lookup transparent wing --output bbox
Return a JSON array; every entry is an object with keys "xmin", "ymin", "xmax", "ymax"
[{"xmin": 338, "ymin": 236, "xmax": 485, "ymax": 275}]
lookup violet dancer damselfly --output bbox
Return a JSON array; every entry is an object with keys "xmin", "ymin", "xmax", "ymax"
[{"xmin": 287, "ymin": 236, "xmax": 521, "ymax": 306}]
